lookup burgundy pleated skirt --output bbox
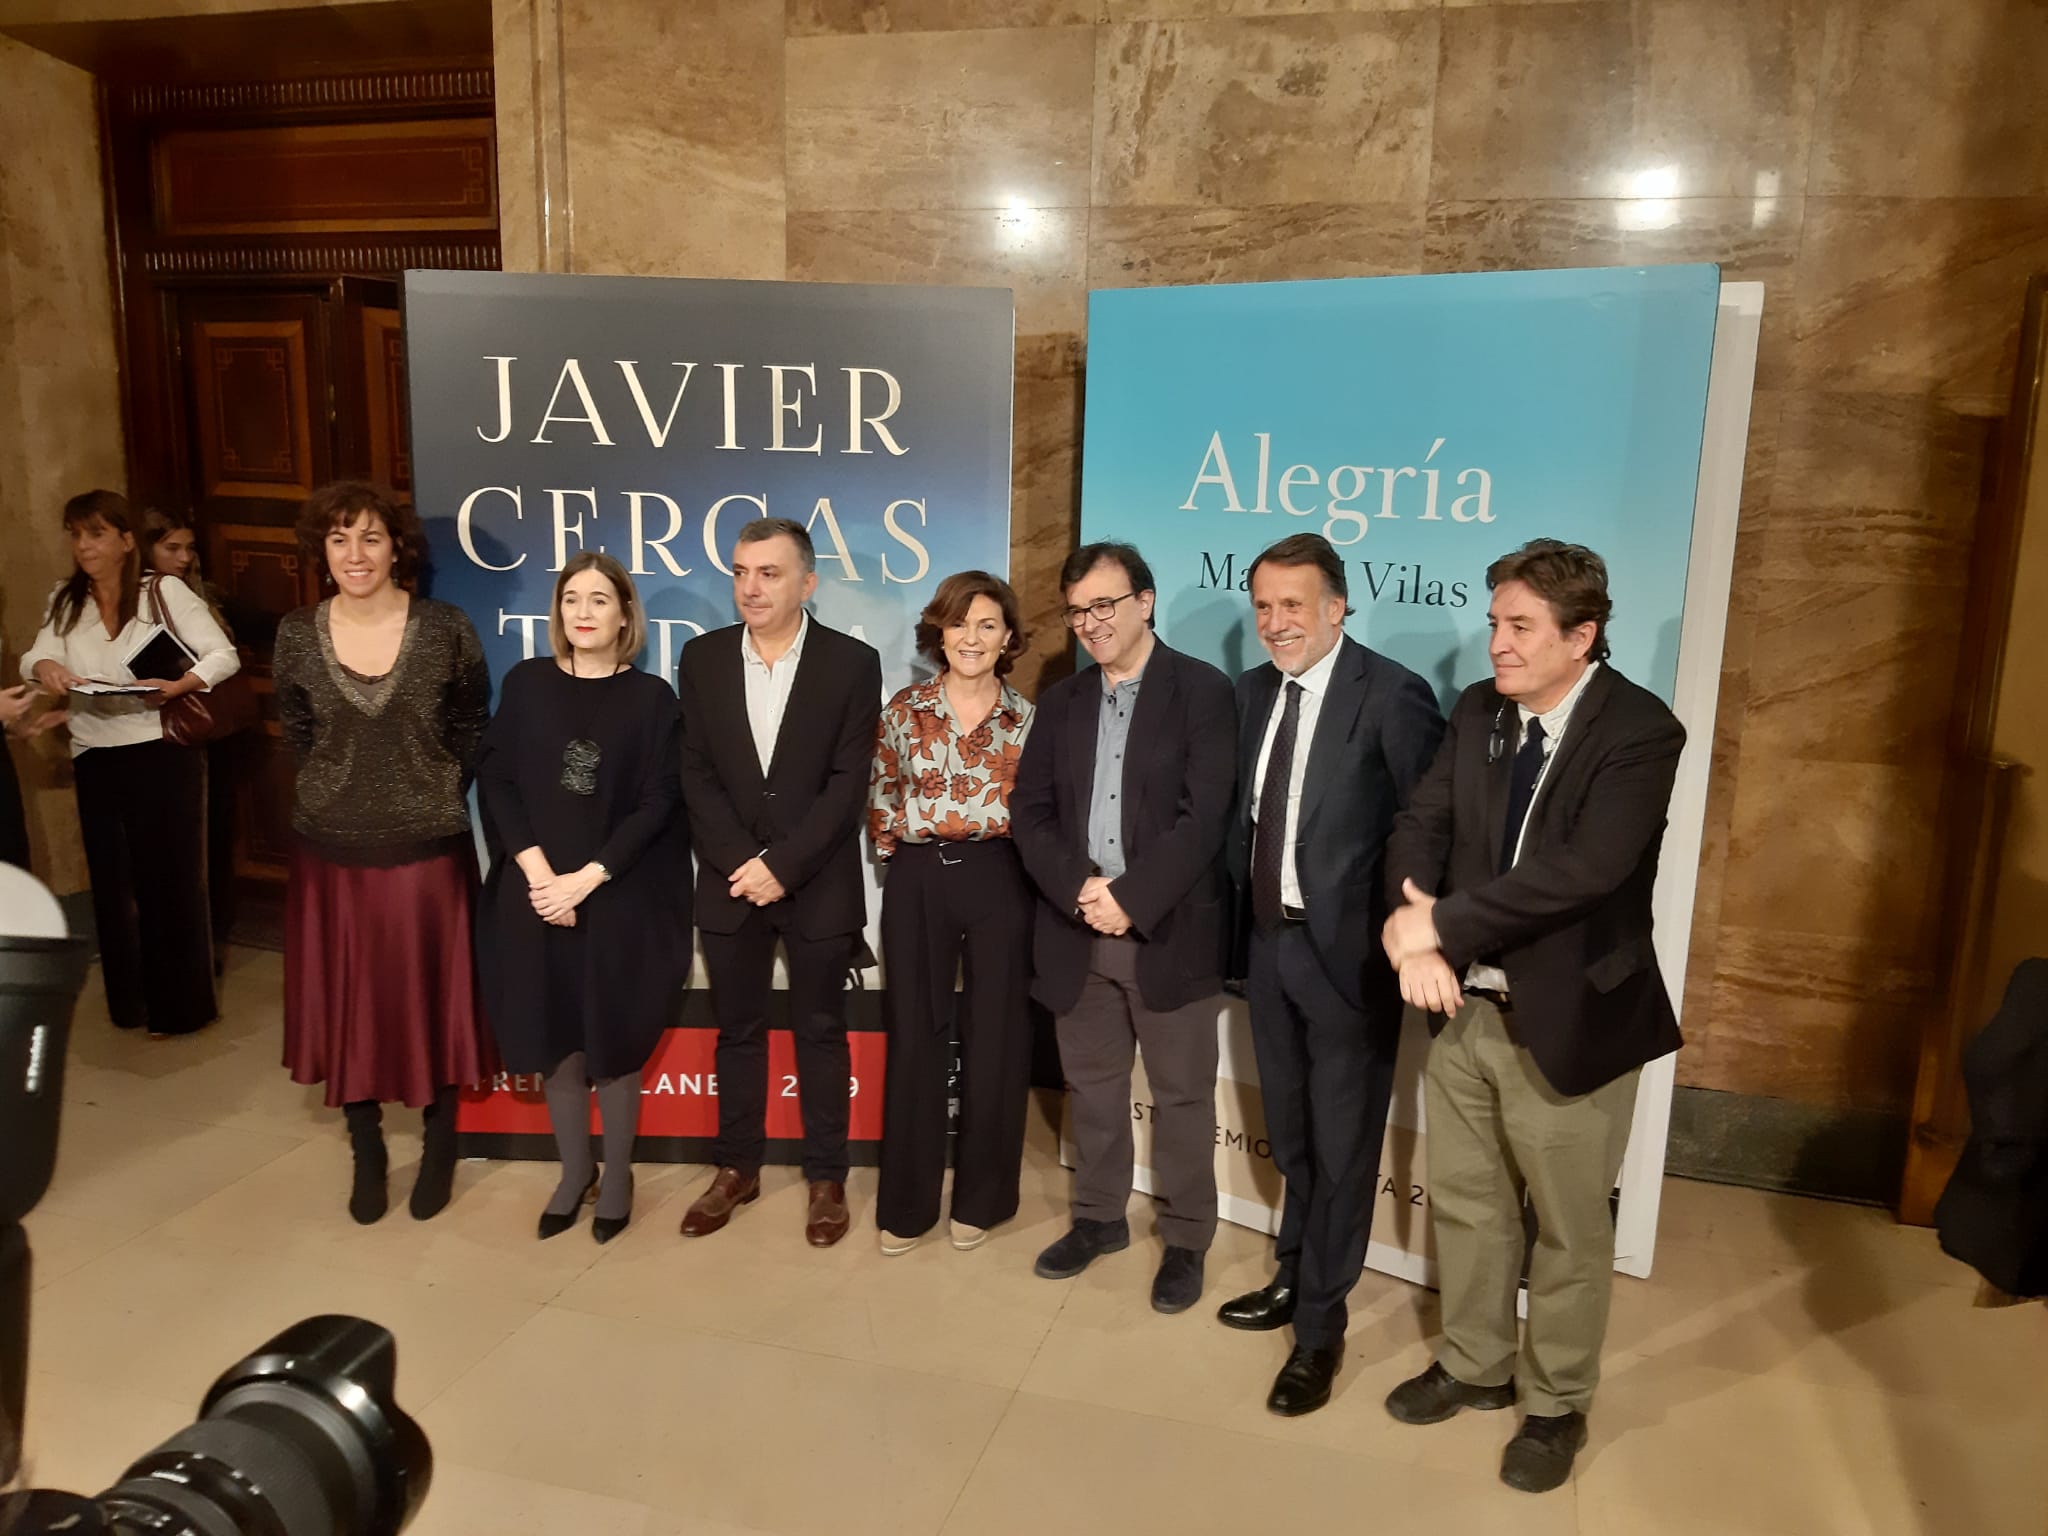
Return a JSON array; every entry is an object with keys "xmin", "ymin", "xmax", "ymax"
[{"xmin": 284, "ymin": 841, "xmax": 497, "ymax": 1108}]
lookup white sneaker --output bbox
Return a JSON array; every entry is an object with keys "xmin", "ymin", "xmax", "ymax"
[
  {"xmin": 949, "ymin": 1220, "xmax": 989, "ymax": 1251},
  {"xmin": 879, "ymin": 1229, "xmax": 920, "ymax": 1257}
]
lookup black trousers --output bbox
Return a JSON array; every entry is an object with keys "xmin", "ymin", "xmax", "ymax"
[
  {"xmin": 1246, "ymin": 921, "xmax": 1398, "ymax": 1349},
  {"xmin": 876, "ymin": 839, "xmax": 1033, "ymax": 1238},
  {"xmin": 700, "ymin": 906, "xmax": 857, "ymax": 1183},
  {"xmin": 73, "ymin": 738, "xmax": 216, "ymax": 1035}
]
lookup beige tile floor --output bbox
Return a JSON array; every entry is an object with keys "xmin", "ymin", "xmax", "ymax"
[{"xmin": 18, "ymin": 948, "xmax": 2048, "ymax": 1536}]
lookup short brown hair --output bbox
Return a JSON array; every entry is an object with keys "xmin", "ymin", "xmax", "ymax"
[
  {"xmin": 1485, "ymin": 538, "xmax": 1612, "ymax": 661},
  {"xmin": 1248, "ymin": 532, "xmax": 1354, "ymax": 613},
  {"xmin": 915, "ymin": 570, "xmax": 1027, "ymax": 676},
  {"xmin": 50, "ymin": 489, "xmax": 142, "ymax": 637},
  {"xmin": 550, "ymin": 551, "xmax": 647, "ymax": 667},
  {"xmin": 296, "ymin": 481, "xmax": 427, "ymax": 592}
]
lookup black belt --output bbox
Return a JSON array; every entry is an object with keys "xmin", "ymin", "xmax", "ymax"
[{"xmin": 1466, "ymin": 985, "xmax": 1512, "ymax": 1012}]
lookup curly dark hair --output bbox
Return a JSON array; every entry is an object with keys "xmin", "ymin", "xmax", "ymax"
[
  {"xmin": 295, "ymin": 481, "xmax": 428, "ymax": 592},
  {"xmin": 914, "ymin": 570, "xmax": 1028, "ymax": 676}
]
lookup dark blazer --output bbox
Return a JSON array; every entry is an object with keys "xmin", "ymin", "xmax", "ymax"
[
  {"xmin": 1011, "ymin": 638, "xmax": 1236, "ymax": 1015},
  {"xmin": 1936, "ymin": 958, "xmax": 2048, "ymax": 1298},
  {"xmin": 1385, "ymin": 664, "xmax": 1685, "ymax": 1096},
  {"xmin": 1227, "ymin": 635, "xmax": 1445, "ymax": 1013},
  {"xmin": 676, "ymin": 617, "xmax": 881, "ymax": 940}
]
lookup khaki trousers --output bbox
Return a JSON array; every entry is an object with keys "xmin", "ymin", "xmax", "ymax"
[{"xmin": 1425, "ymin": 995, "xmax": 1640, "ymax": 1417}]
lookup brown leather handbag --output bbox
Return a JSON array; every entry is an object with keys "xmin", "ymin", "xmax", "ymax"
[{"xmin": 148, "ymin": 576, "xmax": 260, "ymax": 747}]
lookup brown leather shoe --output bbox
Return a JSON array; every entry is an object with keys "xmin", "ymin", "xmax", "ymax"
[
  {"xmin": 805, "ymin": 1180, "xmax": 850, "ymax": 1247},
  {"xmin": 679, "ymin": 1166, "xmax": 760, "ymax": 1237}
]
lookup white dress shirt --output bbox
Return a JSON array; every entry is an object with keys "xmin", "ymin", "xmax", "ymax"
[
  {"xmin": 1249, "ymin": 637, "xmax": 1343, "ymax": 911},
  {"xmin": 21, "ymin": 578, "xmax": 240, "ymax": 757},
  {"xmin": 740, "ymin": 610, "xmax": 809, "ymax": 776},
  {"xmin": 1466, "ymin": 660, "xmax": 1601, "ymax": 993}
]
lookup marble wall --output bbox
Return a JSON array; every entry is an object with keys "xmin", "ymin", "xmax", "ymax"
[
  {"xmin": 504, "ymin": 0, "xmax": 2048, "ymax": 1116},
  {"xmin": 0, "ymin": 35, "xmax": 126, "ymax": 894}
]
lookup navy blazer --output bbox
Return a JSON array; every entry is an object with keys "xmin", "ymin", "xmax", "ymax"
[
  {"xmin": 1385, "ymin": 664, "xmax": 1686, "ymax": 1095},
  {"xmin": 1011, "ymin": 639, "xmax": 1236, "ymax": 1015},
  {"xmin": 675, "ymin": 618, "xmax": 881, "ymax": 940},
  {"xmin": 1227, "ymin": 634, "xmax": 1444, "ymax": 1014}
]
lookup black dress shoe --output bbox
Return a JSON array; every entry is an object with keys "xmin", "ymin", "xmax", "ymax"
[
  {"xmin": 1267, "ymin": 1345, "xmax": 1340, "ymax": 1417},
  {"xmin": 1500, "ymin": 1410, "xmax": 1587, "ymax": 1493},
  {"xmin": 1384, "ymin": 1361, "xmax": 1517, "ymax": 1425},
  {"xmin": 536, "ymin": 1170, "xmax": 599, "ymax": 1240},
  {"xmin": 1150, "ymin": 1245, "xmax": 1206, "ymax": 1314},
  {"xmin": 1217, "ymin": 1279, "xmax": 1296, "ymax": 1331},
  {"xmin": 591, "ymin": 1210, "xmax": 630, "ymax": 1245},
  {"xmin": 1033, "ymin": 1217, "xmax": 1131, "ymax": 1279}
]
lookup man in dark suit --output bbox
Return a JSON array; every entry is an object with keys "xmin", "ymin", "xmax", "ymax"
[
  {"xmin": 1378, "ymin": 538, "xmax": 1684, "ymax": 1494},
  {"xmin": 674, "ymin": 517, "xmax": 881, "ymax": 1248},
  {"xmin": 1011, "ymin": 541, "xmax": 1235, "ymax": 1314},
  {"xmin": 1218, "ymin": 534, "xmax": 1444, "ymax": 1416}
]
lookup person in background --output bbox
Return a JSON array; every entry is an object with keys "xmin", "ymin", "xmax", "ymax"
[
  {"xmin": 869, "ymin": 571, "xmax": 1035, "ymax": 1256},
  {"xmin": 22, "ymin": 490, "xmax": 238, "ymax": 1035},
  {"xmin": 138, "ymin": 505, "xmax": 246, "ymax": 972},
  {"xmin": 1379, "ymin": 539, "xmax": 1685, "ymax": 1494},
  {"xmin": 674, "ymin": 517, "xmax": 881, "ymax": 1249},
  {"xmin": 0, "ymin": 683, "xmax": 67, "ymax": 869},
  {"xmin": 475, "ymin": 551, "xmax": 688, "ymax": 1245},
  {"xmin": 272, "ymin": 480, "xmax": 495, "ymax": 1225},
  {"xmin": 1010, "ymin": 541, "xmax": 1236, "ymax": 1315}
]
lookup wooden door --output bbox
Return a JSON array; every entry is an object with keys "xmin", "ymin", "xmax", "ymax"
[{"xmin": 171, "ymin": 276, "xmax": 406, "ymax": 887}]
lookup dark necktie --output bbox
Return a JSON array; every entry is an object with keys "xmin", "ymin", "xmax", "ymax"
[
  {"xmin": 1252, "ymin": 681, "xmax": 1302, "ymax": 929},
  {"xmin": 1499, "ymin": 717, "xmax": 1548, "ymax": 874}
]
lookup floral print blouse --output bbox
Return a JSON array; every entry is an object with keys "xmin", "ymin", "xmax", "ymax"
[{"xmin": 868, "ymin": 675, "xmax": 1034, "ymax": 858}]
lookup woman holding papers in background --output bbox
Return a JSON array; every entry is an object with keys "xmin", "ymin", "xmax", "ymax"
[
  {"xmin": 140, "ymin": 504, "xmax": 250, "ymax": 973},
  {"xmin": 22, "ymin": 489, "xmax": 239, "ymax": 1035},
  {"xmin": 273, "ymin": 480, "xmax": 495, "ymax": 1227}
]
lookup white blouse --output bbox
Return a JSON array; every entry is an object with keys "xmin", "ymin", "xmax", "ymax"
[{"xmin": 21, "ymin": 577, "xmax": 241, "ymax": 756}]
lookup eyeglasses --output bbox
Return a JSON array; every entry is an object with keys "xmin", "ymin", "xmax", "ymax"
[{"xmin": 1064, "ymin": 592, "xmax": 1138, "ymax": 629}]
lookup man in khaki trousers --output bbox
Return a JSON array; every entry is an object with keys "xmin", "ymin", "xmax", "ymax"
[{"xmin": 1378, "ymin": 540, "xmax": 1686, "ymax": 1494}]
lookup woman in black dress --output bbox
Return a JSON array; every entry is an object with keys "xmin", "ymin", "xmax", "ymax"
[{"xmin": 476, "ymin": 551, "xmax": 689, "ymax": 1243}]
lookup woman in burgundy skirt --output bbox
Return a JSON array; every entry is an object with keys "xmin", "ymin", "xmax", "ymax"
[{"xmin": 273, "ymin": 481, "xmax": 495, "ymax": 1223}]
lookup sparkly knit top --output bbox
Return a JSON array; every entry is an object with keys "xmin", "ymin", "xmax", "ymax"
[{"xmin": 273, "ymin": 598, "xmax": 491, "ymax": 865}]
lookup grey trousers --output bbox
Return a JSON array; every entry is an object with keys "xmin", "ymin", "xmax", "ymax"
[
  {"xmin": 1055, "ymin": 936, "xmax": 1220, "ymax": 1252},
  {"xmin": 1426, "ymin": 995, "xmax": 1641, "ymax": 1417}
]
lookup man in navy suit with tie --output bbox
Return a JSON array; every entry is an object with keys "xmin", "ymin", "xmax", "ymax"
[
  {"xmin": 1219, "ymin": 534, "xmax": 1444, "ymax": 1415},
  {"xmin": 1379, "ymin": 539, "xmax": 1685, "ymax": 1493}
]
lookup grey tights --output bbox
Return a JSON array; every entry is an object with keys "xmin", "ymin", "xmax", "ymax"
[{"xmin": 540, "ymin": 1051, "xmax": 640, "ymax": 1222}]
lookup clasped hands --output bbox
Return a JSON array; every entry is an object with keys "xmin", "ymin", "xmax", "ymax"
[
  {"xmin": 1076, "ymin": 874, "xmax": 1131, "ymax": 937},
  {"xmin": 1381, "ymin": 877, "xmax": 1465, "ymax": 1016},
  {"xmin": 525, "ymin": 860, "xmax": 606, "ymax": 927},
  {"xmin": 729, "ymin": 854, "xmax": 786, "ymax": 908}
]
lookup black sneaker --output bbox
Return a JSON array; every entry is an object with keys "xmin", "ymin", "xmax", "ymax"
[
  {"xmin": 1384, "ymin": 1361, "xmax": 1517, "ymax": 1425},
  {"xmin": 1500, "ymin": 1410, "xmax": 1588, "ymax": 1493},
  {"xmin": 1150, "ymin": 1245, "xmax": 1205, "ymax": 1313},
  {"xmin": 1033, "ymin": 1217, "xmax": 1131, "ymax": 1278}
]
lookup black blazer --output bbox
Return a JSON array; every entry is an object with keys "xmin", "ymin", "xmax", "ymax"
[
  {"xmin": 1227, "ymin": 635, "xmax": 1445, "ymax": 1014},
  {"xmin": 1011, "ymin": 639, "xmax": 1236, "ymax": 1015},
  {"xmin": 1936, "ymin": 958, "xmax": 2048, "ymax": 1298},
  {"xmin": 1385, "ymin": 665, "xmax": 1686, "ymax": 1096},
  {"xmin": 676, "ymin": 618, "xmax": 881, "ymax": 940}
]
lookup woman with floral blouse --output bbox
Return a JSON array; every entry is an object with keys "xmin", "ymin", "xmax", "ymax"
[{"xmin": 869, "ymin": 571, "xmax": 1035, "ymax": 1255}]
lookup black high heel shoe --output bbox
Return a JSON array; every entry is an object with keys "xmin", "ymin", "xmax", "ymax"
[
  {"xmin": 536, "ymin": 1170, "xmax": 599, "ymax": 1240},
  {"xmin": 591, "ymin": 1172, "xmax": 634, "ymax": 1245}
]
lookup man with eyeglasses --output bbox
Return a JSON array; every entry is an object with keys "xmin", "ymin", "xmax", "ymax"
[{"xmin": 1011, "ymin": 541, "xmax": 1236, "ymax": 1314}]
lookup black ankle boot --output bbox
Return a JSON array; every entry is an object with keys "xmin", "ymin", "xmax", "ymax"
[
  {"xmin": 410, "ymin": 1087, "xmax": 458, "ymax": 1220},
  {"xmin": 344, "ymin": 1102, "xmax": 387, "ymax": 1225}
]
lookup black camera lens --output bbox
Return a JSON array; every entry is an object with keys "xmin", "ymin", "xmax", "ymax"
[{"xmin": 93, "ymin": 1316, "xmax": 431, "ymax": 1536}]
